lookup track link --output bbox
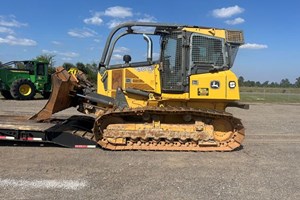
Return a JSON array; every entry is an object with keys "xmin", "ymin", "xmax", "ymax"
[{"xmin": 93, "ymin": 107, "xmax": 245, "ymax": 151}]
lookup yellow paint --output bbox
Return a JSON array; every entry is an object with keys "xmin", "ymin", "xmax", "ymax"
[
  {"xmin": 189, "ymin": 70, "xmax": 239, "ymax": 100},
  {"xmin": 67, "ymin": 68, "xmax": 79, "ymax": 75},
  {"xmin": 161, "ymin": 93, "xmax": 190, "ymax": 100},
  {"xmin": 183, "ymin": 27, "xmax": 226, "ymax": 39},
  {"xmin": 19, "ymin": 84, "xmax": 32, "ymax": 96},
  {"xmin": 107, "ymin": 138, "xmax": 126, "ymax": 144},
  {"xmin": 225, "ymin": 70, "xmax": 240, "ymax": 100},
  {"xmin": 97, "ymin": 72, "xmax": 106, "ymax": 95},
  {"xmin": 95, "ymin": 27, "xmax": 241, "ymax": 111},
  {"xmin": 97, "ymin": 68, "xmax": 239, "ymax": 110}
]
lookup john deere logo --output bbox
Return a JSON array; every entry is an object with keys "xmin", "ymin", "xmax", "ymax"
[{"xmin": 210, "ymin": 81, "xmax": 220, "ymax": 89}]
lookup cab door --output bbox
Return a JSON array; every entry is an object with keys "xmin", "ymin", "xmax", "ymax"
[{"xmin": 160, "ymin": 32, "xmax": 185, "ymax": 93}]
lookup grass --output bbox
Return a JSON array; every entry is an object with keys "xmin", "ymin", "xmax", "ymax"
[
  {"xmin": 240, "ymin": 87, "xmax": 300, "ymax": 94},
  {"xmin": 240, "ymin": 87, "xmax": 300, "ymax": 103}
]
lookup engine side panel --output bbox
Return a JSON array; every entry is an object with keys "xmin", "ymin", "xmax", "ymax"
[{"xmin": 189, "ymin": 70, "xmax": 240, "ymax": 100}]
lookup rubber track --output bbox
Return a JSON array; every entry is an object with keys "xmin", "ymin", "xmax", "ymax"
[{"xmin": 94, "ymin": 106, "xmax": 245, "ymax": 151}]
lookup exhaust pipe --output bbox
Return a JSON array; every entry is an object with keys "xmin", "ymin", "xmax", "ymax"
[{"xmin": 143, "ymin": 34, "xmax": 153, "ymax": 62}]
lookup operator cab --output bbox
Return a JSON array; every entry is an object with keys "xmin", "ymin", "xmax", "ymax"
[{"xmin": 99, "ymin": 22, "xmax": 243, "ymax": 93}]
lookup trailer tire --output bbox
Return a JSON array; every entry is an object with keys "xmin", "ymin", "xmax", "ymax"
[
  {"xmin": 10, "ymin": 79, "xmax": 36, "ymax": 100},
  {"xmin": 1, "ymin": 90, "xmax": 13, "ymax": 99}
]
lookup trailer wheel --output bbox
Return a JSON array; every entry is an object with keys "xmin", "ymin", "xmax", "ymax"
[
  {"xmin": 10, "ymin": 79, "xmax": 36, "ymax": 100},
  {"xmin": 0, "ymin": 90, "xmax": 13, "ymax": 99}
]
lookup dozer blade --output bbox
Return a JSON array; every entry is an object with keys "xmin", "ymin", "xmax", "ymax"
[{"xmin": 30, "ymin": 67, "xmax": 79, "ymax": 122}]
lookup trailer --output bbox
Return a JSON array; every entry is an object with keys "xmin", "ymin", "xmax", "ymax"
[{"xmin": 0, "ymin": 115, "xmax": 98, "ymax": 148}]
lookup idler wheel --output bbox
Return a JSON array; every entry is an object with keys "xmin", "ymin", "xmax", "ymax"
[{"xmin": 212, "ymin": 119, "xmax": 234, "ymax": 142}]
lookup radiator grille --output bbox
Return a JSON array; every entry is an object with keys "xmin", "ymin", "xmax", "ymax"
[{"xmin": 226, "ymin": 30, "xmax": 244, "ymax": 44}]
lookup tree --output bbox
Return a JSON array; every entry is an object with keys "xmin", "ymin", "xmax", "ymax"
[
  {"xmin": 238, "ymin": 76, "xmax": 244, "ymax": 87},
  {"xmin": 36, "ymin": 54, "xmax": 56, "ymax": 74},
  {"xmin": 62, "ymin": 62, "xmax": 75, "ymax": 70},
  {"xmin": 295, "ymin": 77, "xmax": 300, "ymax": 88},
  {"xmin": 255, "ymin": 81, "xmax": 261, "ymax": 87},
  {"xmin": 262, "ymin": 81, "xmax": 269, "ymax": 87},
  {"xmin": 36, "ymin": 54, "xmax": 55, "ymax": 67},
  {"xmin": 76, "ymin": 62, "xmax": 86, "ymax": 73},
  {"xmin": 280, "ymin": 78, "xmax": 291, "ymax": 88},
  {"xmin": 77, "ymin": 62, "xmax": 98, "ymax": 84},
  {"xmin": 269, "ymin": 82, "xmax": 279, "ymax": 88},
  {"xmin": 243, "ymin": 80, "xmax": 256, "ymax": 87}
]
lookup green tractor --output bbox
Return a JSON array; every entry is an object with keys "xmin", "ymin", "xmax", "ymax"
[{"xmin": 0, "ymin": 60, "xmax": 52, "ymax": 100}]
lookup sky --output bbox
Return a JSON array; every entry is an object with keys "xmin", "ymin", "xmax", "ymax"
[{"xmin": 0, "ymin": 0, "xmax": 299, "ymax": 83}]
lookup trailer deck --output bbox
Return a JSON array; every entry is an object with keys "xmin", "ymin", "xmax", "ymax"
[{"xmin": 0, "ymin": 115, "xmax": 98, "ymax": 148}]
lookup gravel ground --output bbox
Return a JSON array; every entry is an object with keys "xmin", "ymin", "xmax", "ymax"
[{"xmin": 0, "ymin": 98, "xmax": 299, "ymax": 200}]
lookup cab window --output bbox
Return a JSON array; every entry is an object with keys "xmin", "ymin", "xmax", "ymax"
[{"xmin": 37, "ymin": 64, "xmax": 45, "ymax": 76}]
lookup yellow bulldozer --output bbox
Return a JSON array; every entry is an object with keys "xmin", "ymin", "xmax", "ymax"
[{"xmin": 1, "ymin": 22, "xmax": 248, "ymax": 151}]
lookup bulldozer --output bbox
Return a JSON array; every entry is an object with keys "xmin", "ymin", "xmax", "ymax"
[{"xmin": 1, "ymin": 22, "xmax": 248, "ymax": 151}]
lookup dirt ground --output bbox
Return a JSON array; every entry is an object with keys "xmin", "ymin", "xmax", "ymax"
[{"xmin": 0, "ymin": 98, "xmax": 299, "ymax": 200}]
